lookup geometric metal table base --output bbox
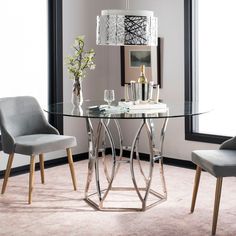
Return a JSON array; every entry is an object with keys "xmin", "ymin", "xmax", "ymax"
[
  {"xmin": 85, "ymin": 187, "xmax": 167, "ymax": 212},
  {"xmin": 84, "ymin": 115, "xmax": 169, "ymax": 211}
]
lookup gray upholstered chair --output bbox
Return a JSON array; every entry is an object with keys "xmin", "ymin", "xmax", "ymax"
[
  {"xmin": 190, "ymin": 137, "xmax": 236, "ymax": 235},
  {"xmin": 0, "ymin": 96, "xmax": 77, "ymax": 204}
]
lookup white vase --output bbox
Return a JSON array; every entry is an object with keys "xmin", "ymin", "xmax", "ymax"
[{"xmin": 71, "ymin": 78, "xmax": 83, "ymax": 107}]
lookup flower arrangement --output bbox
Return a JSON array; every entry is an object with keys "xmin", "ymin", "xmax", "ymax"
[
  {"xmin": 66, "ymin": 35, "xmax": 96, "ymax": 79},
  {"xmin": 65, "ymin": 35, "xmax": 95, "ymax": 106},
  {"xmin": 65, "ymin": 35, "xmax": 96, "ymax": 80}
]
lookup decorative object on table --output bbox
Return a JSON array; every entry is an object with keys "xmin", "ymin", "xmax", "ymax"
[
  {"xmin": 71, "ymin": 106, "xmax": 83, "ymax": 116},
  {"xmin": 96, "ymin": 0, "xmax": 158, "ymax": 46},
  {"xmin": 124, "ymin": 80, "xmax": 156, "ymax": 102},
  {"xmin": 155, "ymin": 84, "xmax": 160, "ymax": 103},
  {"xmin": 104, "ymin": 90, "xmax": 115, "ymax": 108},
  {"xmin": 124, "ymin": 84, "xmax": 130, "ymax": 101},
  {"xmin": 137, "ymin": 65, "xmax": 148, "ymax": 84},
  {"xmin": 65, "ymin": 35, "xmax": 96, "ymax": 107},
  {"xmin": 118, "ymin": 101, "xmax": 167, "ymax": 111},
  {"xmin": 129, "ymin": 81, "xmax": 137, "ymax": 101},
  {"xmin": 137, "ymin": 64, "xmax": 149, "ymax": 101},
  {"xmin": 120, "ymin": 37, "xmax": 161, "ymax": 87}
]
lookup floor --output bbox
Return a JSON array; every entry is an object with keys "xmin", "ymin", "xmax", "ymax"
[{"xmin": 0, "ymin": 158, "xmax": 236, "ymax": 236}]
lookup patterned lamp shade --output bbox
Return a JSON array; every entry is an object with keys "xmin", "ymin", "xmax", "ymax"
[{"xmin": 96, "ymin": 10, "xmax": 158, "ymax": 46}]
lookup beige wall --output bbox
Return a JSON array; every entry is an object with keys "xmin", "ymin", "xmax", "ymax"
[{"xmin": 0, "ymin": 0, "xmax": 219, "ymax": 172}]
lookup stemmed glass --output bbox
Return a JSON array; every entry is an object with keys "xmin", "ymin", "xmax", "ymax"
[{"xmin": 104, "ymin": 89, "xmax": 115, "ymax": 108}]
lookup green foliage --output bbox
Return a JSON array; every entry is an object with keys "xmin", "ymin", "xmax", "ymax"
[{"xmin": 65, "ymin": 35, "xmax": 96, "ymax": 80}]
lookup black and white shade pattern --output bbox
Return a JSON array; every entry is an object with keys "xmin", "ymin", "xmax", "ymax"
[{"xmin": 97, "ymin": 14, "xmax": 158, "ymax": 46}]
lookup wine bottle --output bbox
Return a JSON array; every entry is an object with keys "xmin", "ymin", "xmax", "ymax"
[
  {"xmin": 137, "ymin": 65, "xmax": 148, "ymax": 84},
  {"xmin": 137, "ymin": 65, "xmax": 148, "ymax": 100}
]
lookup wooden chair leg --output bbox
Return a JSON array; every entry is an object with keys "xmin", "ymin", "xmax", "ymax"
[
  {"xmin": 39, "ymin": 154, "xmax": 45, "ymax": 184},
  {"xmin": 212, "ymin": 177, "xmax": 223, "ymax": 235},
  {"xmin": 1, "ymin": 153, "xmax": 14, "ymax": 194},
  {"xmin": 190, "ymin": 165, "xmax": 202, "ymax": 213},
  {"xmin": 28, "ymin": 155, "xmax": 35, "ymax": 204},
  {"xmin": 66, "ymin": 148, "xmax": 77, "ymax": 191}
]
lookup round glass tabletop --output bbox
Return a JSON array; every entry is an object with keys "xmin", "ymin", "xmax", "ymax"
[{"xmin": 44, "ymin": 100, "xmax": 211, "ymax": 120}]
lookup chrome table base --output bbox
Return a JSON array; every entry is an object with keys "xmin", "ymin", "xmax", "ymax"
[{"xmin": 84, "ymin": 117, "xmax": 169, "ymax": 211}]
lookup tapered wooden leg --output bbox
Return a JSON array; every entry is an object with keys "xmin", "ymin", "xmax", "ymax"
[
  {"xmin": 39, "ymin": 154, "xmax": 45, "ymax": 184},
  {"xmin": 190, "ymin": 165, "xmax": 202, "ymax": 213},
  {"xmin": 28, "ymin": 155, "xmax": 35, "ymax": 204},
  {"xmin": 212, "ymin": 177, "xmax": 223, "ymax": 235},
  {"xmin": 66, "ymin": 148, "xmax": 77, "ymax": 191},
  {"xmin": 1, "ymin": 153, "xmax": 14, "ymax": 194}
]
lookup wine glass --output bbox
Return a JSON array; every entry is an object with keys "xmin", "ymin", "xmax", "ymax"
[{"xmin": 104, "ymin": 89, "xmax": 115, "ymax": 108}]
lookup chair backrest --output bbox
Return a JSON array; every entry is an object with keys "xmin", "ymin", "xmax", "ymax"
[
  {"xmin": 220, "ymin": 136, "xmax": 236, "ymax": 150},
  {"xmin": 0, "ymin": 96, "xmax": 58, "ymax": 153}
]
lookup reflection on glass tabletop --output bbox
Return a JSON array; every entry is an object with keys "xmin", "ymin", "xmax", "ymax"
[{"xmin": 44, "ymin": 100, "xmax": 211, "ymax": 119}]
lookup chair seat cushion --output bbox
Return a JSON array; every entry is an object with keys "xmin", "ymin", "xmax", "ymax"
[
  {"xmin": 14, "ymin": 134, "xmax": 77, "ymax": 155},
  {"xmin": 192, "ymin": 150, "xmax": 236, "ymax": 177}
]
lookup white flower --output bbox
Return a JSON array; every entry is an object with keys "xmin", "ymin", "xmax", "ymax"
[{"xmin": 90, "ymin": 64, "xmax": 96, "ymax": 70}]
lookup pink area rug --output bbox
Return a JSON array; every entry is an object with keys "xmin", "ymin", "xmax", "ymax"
[{"xmin": 0, "ymin": 158, "xmax": 236, "ymax": 236}]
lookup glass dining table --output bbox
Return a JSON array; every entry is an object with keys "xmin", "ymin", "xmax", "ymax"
[{"xmin": 45, "ymin": 100, "xmax": 210, "ymax": 211}]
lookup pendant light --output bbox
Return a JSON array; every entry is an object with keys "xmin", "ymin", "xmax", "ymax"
[{"xmin": 96, "ymin": 0, "xmax": 158, "ymax": 46}]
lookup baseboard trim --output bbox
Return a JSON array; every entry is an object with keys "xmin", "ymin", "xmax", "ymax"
[
  {"xmin": 119, "ymin": 149, "xmax": 196, "ymax": 169},
  {"xmin": 0, "ymin": 150, "xmax": 196, "ymax": 179},
  {"xmin": 0, "ymin": 152, "xmax": 88, "ymax": 179}
]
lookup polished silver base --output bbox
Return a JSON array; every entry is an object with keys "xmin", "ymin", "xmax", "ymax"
[
  {"xmin": 85, "ymin": 116, "xmax": 169, "ymax": 211},
  {"xmin": 85, "ymin": 187, "xmax": 167, "ymax": 212}
]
